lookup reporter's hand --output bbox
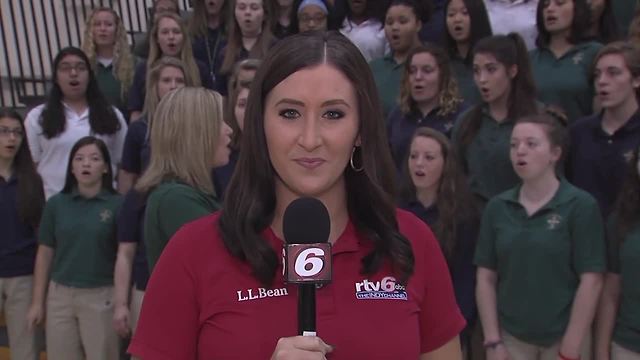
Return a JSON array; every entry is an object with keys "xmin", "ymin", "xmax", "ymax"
[
  {"xmin": 486, "ymin": 344, "xmax": 511, "ymax": 360},
  {"xmin": 26, "ymin": 303, "xmax": 44, "ymax": 332},
  {"xmin": 270, "ymin": 336, "xmax": 334, "ymax": 360},
  {"xmin": 113, "ymin": 304, "xmax": 131, "ymax": 338}
]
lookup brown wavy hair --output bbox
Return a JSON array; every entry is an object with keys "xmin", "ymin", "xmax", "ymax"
[
  {"xmin": 612, "ymin": 144, "xmax": 640, "ymax": 244},
  {"xmin": 399, "ymin": 44, "xmax": 463, "ymax": 117},
  {"xmin": 399, "ymin": 127, "xmax": 477, "ymax": 261}
]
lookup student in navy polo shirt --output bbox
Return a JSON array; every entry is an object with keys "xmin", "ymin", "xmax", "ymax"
[
  {"xmin": 27, "ymin": 136, "xmax": 123, "ymax": 360},
  {"xmin": 0, "ymin": 109, "xmax": 44, "ymax": 360},
  {"xmin": 189, "ymin": 0, "xmax": 228, "ymax": 87},
  {"xmin": 452, "ymin": 33, "xmax": 539, "ymax": 203},
  {"xmin": 129, "ymin": 31, "xmax": 465, "ymax": 359},
  {"xmin": 118, "ymin": 57, "xmax": 193, "ymax": 194},
  {"xmin": 443, "ymin": 0, "xmax": 492, "ymax": 104},
  {"xmin": 595, "ymin": 144, "xmax": 640, "ymax": 359},
  {"xmin": 217, "ymin": 0, "xmax": 276, "ymax": 96},
  {"xmin": 387, "ymin": 43, "xmax": 467, "ymax": 173},
  {"xmin": 476, "ymin": 114, "xmax": 605, "ymax": 360},
  {"xmin": 128, "ymin": 12, "xmax": 213, "ymax": 121},
  {"xmin": 399, "ymin": 127, "xmax": 479, "ymax": 350},
  {"xmin": 567, "ymin": 42, "xmax": 640, "ymax": 216}
]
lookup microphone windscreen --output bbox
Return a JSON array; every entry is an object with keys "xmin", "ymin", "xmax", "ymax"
[{"xmin": 283, "ymin": 197, "xmax": 330, "ymax": 245}]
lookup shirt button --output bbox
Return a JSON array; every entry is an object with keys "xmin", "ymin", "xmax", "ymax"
[{"xmin": 608, "ymin": 139, "xmax": 613, "ymax": 144}]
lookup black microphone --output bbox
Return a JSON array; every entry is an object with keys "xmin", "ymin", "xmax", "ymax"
[{"xmin": 283, "ymin": 197, "xmax": 332, "ymax": 337}]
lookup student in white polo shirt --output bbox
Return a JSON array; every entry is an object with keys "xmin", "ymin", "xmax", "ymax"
[
  {"xmin": 25, "ymin": 47, "xmax": 127, "ymax": 199},
  {"xmin": 483, "ymin": 0, "xmax": 539, "ymax": 50}
]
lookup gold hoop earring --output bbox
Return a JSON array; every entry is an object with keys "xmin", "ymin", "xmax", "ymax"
[{"xmin": 350, "ymin": 146, "xmax": 364, "ymax": 172}]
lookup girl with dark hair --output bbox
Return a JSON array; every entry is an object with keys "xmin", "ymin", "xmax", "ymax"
[
  {"xmin": 273, "ymin": 0, "xmax": 295, "ymax": 37},
  {"xmin": 370, "ymin": 0, "xmax": 424, "ymax": 116},
  {"xmin": 27, "ymin": 136, "xmax": 123, "ymax": 360},
  {"xmin": 595, "ymin": 144, "xmax": 640, "ymax": 360},
  {"xmin": 568, "ymin": 42, "xmax": 640, "ymax": 216},
  {"xmin": 129, "ymin": 12, "xmax": 213, "ymax": 120},
  {"xmin": 25, "ymin": 47, "xmax": 127, "ymax": 199},
  {"xmin": 443, "ymin": 0, "xmax": 492, "ymax": 104},
  {"xmin": 0, "ymin": 109, "xmax": 44, "ymax": 360},
  {"xmin": 453, "ymin": 33, "xmax": 538, "ymax": 203},
  {"xmin": 587, "ymin": 0, "xmax": 620, "ymax": 44},
  {"xmin": 338, "ymin": 0, "xmax": 388, "ymax": 62},
  {"xmin": 530, "ymin": 0, "xmax": 603, "ymax": 123},
  {"xmin": 129, "ymin": 31, "xmax": 464, "ymax": 359},
  {"xmin": 218, "ymin": 0, "xmax": 276, "ymax": 94},
  {"xmin": 476, "ymin": 114, "xmax": 605, "ymax": 360},
  {"xmin": 190, "ymin": 0, "xmax": 228, "ymax": 88},
  {"xmin": 387, "ymin": 44, "xmax": 467, "ymax": 171},
  {"xmin": 399, "ymin": 127, "xmax": 478, "ymax": 349}
]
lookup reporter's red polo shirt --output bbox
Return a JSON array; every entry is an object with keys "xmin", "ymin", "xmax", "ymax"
[{"xmin": 129, "ymin": 209, "xmax": 465, "ymax": 359}]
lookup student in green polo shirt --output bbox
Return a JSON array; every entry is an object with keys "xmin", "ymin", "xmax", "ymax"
[
  {"xmin": 530, "ymin": 0, "xmax": 603, "ymax": 123},
  {"xmin": 369, "ymin": 0, "xmax": 423, "ymax": 117},
  {"xmin": 453, "ymin": 33, "xmax": 538, "ymax": 203},
  {"xmin": 595, "ymin": 144, "xmax": 640, "ymax": 359},
  {"xmin": 135, "ymin": 87, "xmax": 232, "ymax": 273},
  {"xmin": 475, "ymin": 114, "xmax": 606, "ymax": 360},
  {"xmin": 27, "ymin": 136, "xmax": 123, "ymax": 360},
  {"xmin": 81, "ymin": 7, "xmax": 135, "ymax": 118}
]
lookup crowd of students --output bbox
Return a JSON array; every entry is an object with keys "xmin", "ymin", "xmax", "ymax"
[{"xmin": 1, "ymin": 0, "xmax": 640, "ymax": 359}]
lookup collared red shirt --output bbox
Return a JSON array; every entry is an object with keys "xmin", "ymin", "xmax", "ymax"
[
  {"xmin": 24, "ymin": 103, "xmax": 128, "ymax": 199},
  {"xmin": 129, "ymin": 210, "xmax": 465, "ymax": 359}
]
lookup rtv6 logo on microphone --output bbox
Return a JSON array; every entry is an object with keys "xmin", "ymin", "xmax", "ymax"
[{"xmin": 284, "ymin": 243, "xmax": 332, "ymax": 284}]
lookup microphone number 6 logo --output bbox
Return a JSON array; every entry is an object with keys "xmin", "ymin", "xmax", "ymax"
[{"xmin": 294, "ymin": 248, "xmax": 325, "ymax": 277}]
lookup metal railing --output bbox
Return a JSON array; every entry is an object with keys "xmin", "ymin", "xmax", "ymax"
[{"xmin": 0, "ymin": 0, "xmax": 192, "ymax": 110}]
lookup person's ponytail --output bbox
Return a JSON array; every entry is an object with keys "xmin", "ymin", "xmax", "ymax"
[{"xmin": 506, "ymin": 32, "xmax": 537, "ymax": 120}]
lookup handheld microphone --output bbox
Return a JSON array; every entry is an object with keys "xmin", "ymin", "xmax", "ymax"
[{"xmin": 282, "ymin": 197, "xmax": 332, "ymax": 337}]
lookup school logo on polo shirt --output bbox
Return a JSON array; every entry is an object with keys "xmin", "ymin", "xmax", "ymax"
[
  {"xmin": 572, "ymin": 52, "xmax": 584, "ymax": 65},
  {"xmin": 100, "ymin": 209, "xmax": 113, "ymax": 223},
  {"xmin": 624, "ymin": 150, "xmax": 634, "ymax": 163},
  {"xmin": 547, "ymin": 214, "xmax": 562, "ymax": 230},
  {"xmin": 354, "ymin": 276, "xmax": 407, "ymax": 301}
]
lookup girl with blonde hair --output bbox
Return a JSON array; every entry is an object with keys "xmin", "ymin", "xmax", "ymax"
[
  {"xmin": 82, "ymin": 7, "xmax": 135, "ymax": 117},
  {"xmin": 128, "ymin": 12, "xmax": 213, "ymax": 120},
  {"xmin": 135, "ymin": 87, "xmax": 232, "ymax": 272}
]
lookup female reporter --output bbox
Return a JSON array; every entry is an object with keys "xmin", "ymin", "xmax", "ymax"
[{"xmin": 129, "ymin": 31, "xmax": 465, "ymax": 359}]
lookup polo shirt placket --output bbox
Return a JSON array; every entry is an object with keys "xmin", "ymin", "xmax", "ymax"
[{"xmin": 568, "ymin": 112, "xmax": 640, "ymax": 215}]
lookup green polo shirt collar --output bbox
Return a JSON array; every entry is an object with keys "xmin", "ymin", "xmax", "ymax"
[
  {"xmin": 538, "ymin": 41, "xmax": 598, "ymax": 61},
  {"xmin": 70, "ymin": 188, "xmax": 113, "ymax": 201},
  {"xmin": 498, "ymin": 179, "xmax": 577, "ymax": 214}
]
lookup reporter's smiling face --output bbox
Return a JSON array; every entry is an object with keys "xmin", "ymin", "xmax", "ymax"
[{"xmin": 264, "ymin": 64, "xmax": 360, "ymax": 199}]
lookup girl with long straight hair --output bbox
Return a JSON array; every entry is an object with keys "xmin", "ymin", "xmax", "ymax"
[
  {"xmin": 530, "ymin": 0, "xmax": 603, "ymax": 123},
  {"xmin": 453, "ymin": 33, "xmax": 538, "ymax": 203},
  {"xmin": 25, "ymin": 47, "xmax": 127, "ymax": 199},
  {"xmin": 0, "ymin": 109, "xmax": 44, "ymax": 360},
  {"xmin": 128, "ymin": 12, "xmax": 213, "ymax": 120},
  {"xmin": 443, "ymin": 0, "xmax": 492, "ymax": 104}
]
